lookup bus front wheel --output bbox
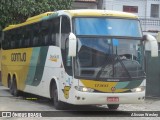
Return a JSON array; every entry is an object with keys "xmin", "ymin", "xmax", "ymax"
[
  {"xmin": 107, "ymin": 104, "xmax": 119, "ymax": 110},
  {"xmin": 52, "ymin": 85, "xmax": 65, "ymax": 110}
]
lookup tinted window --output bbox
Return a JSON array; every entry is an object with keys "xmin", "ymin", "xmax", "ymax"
[
  {"xmin": 2, "ymin": 17, "xmax": 60, "ymax": 49},
  {"xmin": 75, "ymin": 18, "xmax": 142, "ymax": 37}
]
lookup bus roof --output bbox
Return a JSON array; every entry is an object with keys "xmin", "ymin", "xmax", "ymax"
[
  {"xmin": 3, "ymin": 10, "xmax": 138, "ymax": 31},
  {"xmin": 66, "ymin": 9, "xmax": 138, "ymax": 18},
  {"xmin": 3, "ymin": 12, "xmax": 54, "ymax": 31}
]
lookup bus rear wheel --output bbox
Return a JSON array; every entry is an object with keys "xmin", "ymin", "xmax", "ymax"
[
  {"xmin": 10, "ymin": 77, "xmax": 20, "ymax": 96},
  {"xmin": 107, "ymin": 104, "xmax": 119, "ymax": 110}
]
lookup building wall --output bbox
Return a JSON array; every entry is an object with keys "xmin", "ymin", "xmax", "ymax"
[
  {"xmin": 73, "ymin": 1, "xmax": 97, "ymax": 9},
  {"xmin": 103, "ymin": 0, "xmax": 160, "ymax": 18},
  {"xmin": 103, "ymin": 0, "xmax": 145, "ymax": 17},
  {"xmin": 103, "ymin": 0, "xmax": 160, "ymax": 36},
  {"xmin": 72, "ymin": 0, "xmax": 103, "ymax": 9}
]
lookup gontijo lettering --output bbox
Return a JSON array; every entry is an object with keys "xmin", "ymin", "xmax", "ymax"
[{"xmin": 11, "ymin": 52, "xmax": 26, "ymax": 62}]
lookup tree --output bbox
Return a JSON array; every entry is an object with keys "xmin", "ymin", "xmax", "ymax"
[{"xmin": 0, "ymin": 0, "xmax": 73, "ymax": 30}]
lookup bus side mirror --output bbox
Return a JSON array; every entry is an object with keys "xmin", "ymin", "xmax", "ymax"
[
  {"xmin": 68, "ymin": 33, "xmax": 77, "ymax": 57},
  {"xmin": 144, "ymin": 34, "xmax": 158, "ymax": 57}
]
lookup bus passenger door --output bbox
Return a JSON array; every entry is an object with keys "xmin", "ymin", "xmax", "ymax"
[{"xmin": 60, "ymin": 16, "xmax": 72, "ymax": 101}]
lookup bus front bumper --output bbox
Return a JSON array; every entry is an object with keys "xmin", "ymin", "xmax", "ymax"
[{"xmin": 71, "ymin": 90, "xmax": 145, "ymax": 105}]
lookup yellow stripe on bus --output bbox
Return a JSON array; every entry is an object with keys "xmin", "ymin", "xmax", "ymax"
[{"xmin": 81, "ymin": 79, "xmax": 128, "ymax": 93}]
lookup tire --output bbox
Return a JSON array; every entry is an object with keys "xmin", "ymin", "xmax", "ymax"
[
  {"xmin": 52, "ymin": 84, "xmax": 66, "ymax": 110},
  {"xmin": 10, "ymin": 77, "xmax": 20, "ymax": 97},
  {"xmin": 9, "ymin": 79, "xmax": 14, "ymax": 95},
  {"xmin": 8, "ymin": 79, "xmax": 11, "ymax": 88},
  {"xmin": 107, "ymin": 104, "xmax": 119, "ymax": 110}
]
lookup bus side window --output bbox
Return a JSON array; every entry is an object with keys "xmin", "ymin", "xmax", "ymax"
[
  {"xmin": 41, "ymin": 20, "xmax": 50, "ymax": 46},
  {"xmin": 46, "ymin": 20, "xmax": 53, "ymax": 46},
  {"xmin": 39, "ymin": 23, "xmax": 44, "ymax": 46},
  {"xmin": 21, "ymin": 28, "xmax": 25, "ymax": 48},
  {"xmin": 41, "ymin": 30, "xmax": 49, "ymax": 46},
  {"xmin": 44, "ymin": 34, "xmax": 49, "ymax": 45},
  {"xmin": 3, "ymin": 32, "xmax": 5, "ymax": 49},
  {"xmin": 16, "ymin": 28, "xmax": 21, "ymax": 48},
  {"xmin": 32, "ymin": 23, "xmax": 40, "ymax": 47},
  {"xmin": 11, "ymin": 41, "xmax": 15, "ymax": 49},
  {"xmin": 50, "ymin": 17, "xmax": 60, "ymax": 46},
  {"xmin": 0, "ymin": 30, "xmax": 1, "ymax": 49},
  {"xmin": 24, "ymin": 39, "xmax": 29, "ymax": 48},
  {"xmin": 3, "ymin": 31, "xmax": 10, "ymax": 49},
  {"xmin": 19, "ymin": 39, "xmax": 23, "ymax": 48},
  {"xmin": 24, "ymin": 27, "xmax": 31, "ymax": 48},
  {"xmin": 8, "ymin": 32, "xmax": 13, "ymax": 49},
  {"xmin": 33, "ymin": 36, "xmax": 39, "ymax": 47},
  {"xmin": 10, "ymin": 29, "xmax": 16, "ymax": 49},
  {"xmin": 50, "ymin": 34, "xmax": 56, "ymax": 45}
]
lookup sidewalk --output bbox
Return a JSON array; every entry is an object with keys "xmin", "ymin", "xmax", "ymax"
[{"xmin": 118, "ymin": 97, "xmax": 160, "ymax": 111}]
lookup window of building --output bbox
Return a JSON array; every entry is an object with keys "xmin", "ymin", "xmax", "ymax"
[
  {"xmin": 123, "ymin": 6, "xmax": 138, "ymax": 13},
  {"xmin": 151, "ymin": 4, "xmax": 159, "ymax": 18}
]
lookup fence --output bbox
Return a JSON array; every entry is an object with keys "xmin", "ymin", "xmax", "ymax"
[
  {"xmin": 146, "ymin": 51, "xmax": 160, "ymax": 97},
  {"xmin": 140, "ymin": 18, "xmax": 160, "ymax": 26}
]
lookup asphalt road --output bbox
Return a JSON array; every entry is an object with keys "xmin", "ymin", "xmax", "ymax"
[{"xmin": 0, "ymin": 85, "xmax": 160, "ymax": 120}]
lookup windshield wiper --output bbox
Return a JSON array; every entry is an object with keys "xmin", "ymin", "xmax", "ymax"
[
  {"xmin": 96, "ymin": 54, "xmax": 132, "ymax": 80},
  {"xmin": 96, "ymin": 54, "xmax": 114, "ymax": 79},
  {"xmin": 115, "ymin": 54, "xmax": 132, "ymax": 80}
]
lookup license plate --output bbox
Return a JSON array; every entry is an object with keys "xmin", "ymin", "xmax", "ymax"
[{"xmin": 107, "ymin": 97, "xmax": 119, "ymax": 102}]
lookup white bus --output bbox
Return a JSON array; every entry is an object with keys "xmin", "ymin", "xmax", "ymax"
[{"xmin": 1, "ymin": 10, "xmax": 158, "ymax": 110}]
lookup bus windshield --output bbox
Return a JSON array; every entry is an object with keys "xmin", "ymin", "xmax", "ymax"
[
  {"xmin": 75, "ymin": 37, "xmax": 145, "ymax": 81},
  {"xmin": 75, "ymin": 18, "xmax": 142, "ymax": 37}
]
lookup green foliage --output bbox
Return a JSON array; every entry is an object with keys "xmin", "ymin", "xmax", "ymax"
[{"xmin": 0, "ymin": 0, "xmax": 73, "ymax": 30}]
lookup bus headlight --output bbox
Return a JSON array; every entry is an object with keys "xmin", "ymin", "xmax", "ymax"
[
  {"xmin": 131, "ymin": 86, "xmax": 145, "ymax": 92},
  {"xmin": 75, "ymin": 86, "xmax": 94, "ymax": 92}
]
